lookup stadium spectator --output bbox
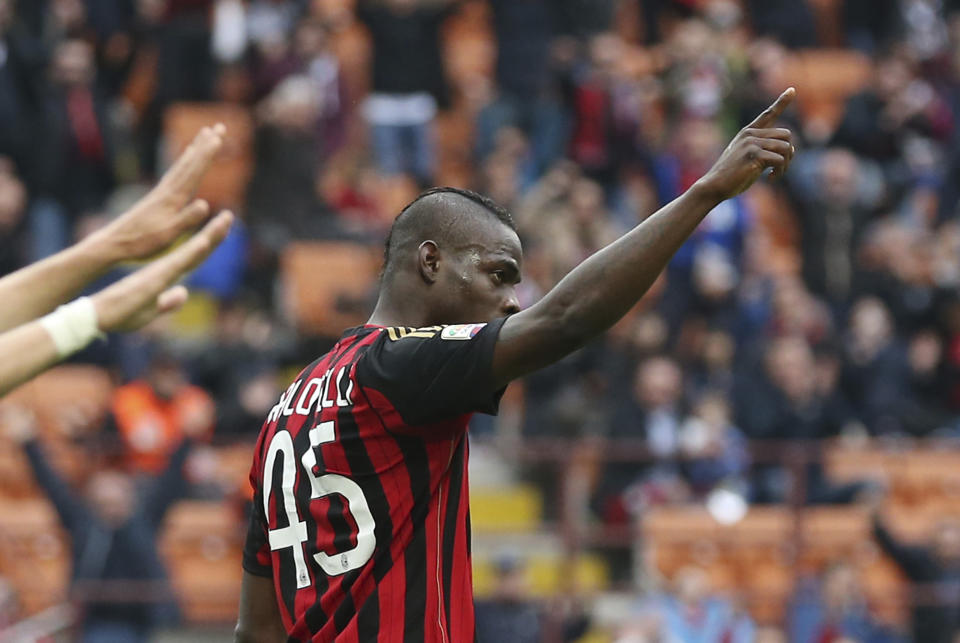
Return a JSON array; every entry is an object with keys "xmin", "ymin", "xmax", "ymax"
[
  {"xmin": 786, "ymin": 147, "xmax": 885, "ymax": 306},
  {"xmin": 475, "ymin": 554, "xmax": 541, "ymax": 643},
  {"xmin": 743, "ymin": 0, "xmax": 817, "ymax": 48},
  {"xmin": 190, "ymin": 300, "xmax": 289, "ymax": 436},
  {"xmin": 5, "ymin": 404, "xmax": 205, "ymax": 643},
  {"xmin": 30, "ymin": 36, "xmax": 114, "ymax": 260},
  {"xmin": 649, "ymin": 566, "xmax": 756, "ymax": 642},
  {"xmin": 896, "ymin": 328, "xmax": 952, "ymax": 435},
  {"xmin": 0, "ymin": 156, "xmax": 28, "ymax": 277},
  {"xmin": 356, "ymin": 0, "xmax": 459, "ymax": 184},
  {"xmin": 788, "ymin": 562, "xmax": 904, "ymax": 643},
  {"xmin": 594, "ymin": 355, "xmax": 689, "ymax": 526},
  {"xmin": 108, "ymin": 349, "xmax": 215, "ymax": 475},
  {"xmin": 245, "ymin": 74, "xmax": 330, "ymax": 245},
  {"xmin": 831, "ymin": 47, "xmax": 951, "ymax": 174},
  {"xmin": 0, "ymin": 0, "xmax": 44, "ymax": 172},
  {"xmin": 476, "ymin": 0, "xmax": 568, "ymax": 179},
  {"xmin": 872, "ymin": 499, "xmax": 960, "ymax": 643},
  {"xmin": 738, "ymin": 336, "xmax": 870, "ymax": 503},
  {"xmin": 678, "ymin": 390, "xmax": 750, "ymax": 497},
  {"xmin": 841, "ymin": 297, "xmax": 908, "ymax": 435}
]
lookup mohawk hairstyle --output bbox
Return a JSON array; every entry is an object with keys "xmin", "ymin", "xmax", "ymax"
[{"xmin": 381, "ymin": 187, "xmax": 516, "ymax": 275}]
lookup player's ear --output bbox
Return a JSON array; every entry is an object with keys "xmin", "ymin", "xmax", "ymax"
[{"xmin": 417, "ymin": 240, "xmax": 441, "ymax": 284}]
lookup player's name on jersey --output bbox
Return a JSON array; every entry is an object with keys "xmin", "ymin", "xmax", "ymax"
[{"xmin": 266, "ymin": 365, "xmax": 353, "ymax": 423}]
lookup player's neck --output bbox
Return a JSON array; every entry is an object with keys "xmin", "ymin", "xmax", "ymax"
[{"xmin": 367, "ymin": 294, "xmax": 430, "ymax": 329}]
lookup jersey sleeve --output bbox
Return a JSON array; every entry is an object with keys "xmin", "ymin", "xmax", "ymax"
[
  {"xmin": 355, "ymin": 318, "xmax": 508, "ymax": 426},
  {"xmin": 242, "ymin": 439, "xmax": 273, "ymax": 578}
]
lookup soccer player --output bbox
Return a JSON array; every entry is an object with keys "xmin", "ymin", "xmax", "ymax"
[
  {"xmin": 236, "ymin": 89, "xmax": 797, "ymax": 642},
  {"xmin": 0, "ymin": 125, "xmax": 232, "ymax": 394}
]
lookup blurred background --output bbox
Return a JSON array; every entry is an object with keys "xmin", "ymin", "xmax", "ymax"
[{"xmin": 3, "ymin": 0, "xmax": 960, "ymax": 641}]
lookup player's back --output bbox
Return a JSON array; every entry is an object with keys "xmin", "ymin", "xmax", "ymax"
[{"xmin": 244, "ymin": 320, "xmax": 507, "ymax": 642}]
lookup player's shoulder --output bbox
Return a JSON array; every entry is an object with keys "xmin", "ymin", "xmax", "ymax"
[
  {"xmin": 382, "ymin": 325, "xmax": 442, "ymax": 341},
  {"xmin": 380, "ymin": 323, "xmax": 489, "ymax": 342}
]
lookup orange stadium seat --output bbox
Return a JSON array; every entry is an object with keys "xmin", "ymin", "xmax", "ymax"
[
  {"xmin": 164, "ymin": 103, "xmax": 254, "ymax": 209},
  {"xmin": 0, "ymin": 366, "xmax": 115, "ymax": 498},
  {"xmin": 773, "ymin": 50, "xmax": 873, "ymax": 133},
  {"xmin": 160, "ymin": 501, "xmax": 245, "ymax": 623},
  {"xmin": 0, "ymin": 499, "xmax": 70, "ymax": 615},
  {"xmin": 2, "ymin": 365, "xmax": 113, "ymax": 435},
  {"xmin": 641, "ymin": 506, "xmax": 915, "ymax": 626},
  {"xmin": 826, "ymin": 447, "xmax": 960, "ymax": 510},
  {"xmin": 0, "ymin": 498, "xmax": 247, "ymax": 624},
  {"xmin": 280, "ymin": 241, "xmax": 381, "ymax": 336}
]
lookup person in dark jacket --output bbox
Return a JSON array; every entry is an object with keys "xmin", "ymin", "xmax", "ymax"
[
  {"xmin": 6, "ymin": 405, "xmax": 199, "ymax": 643},
  {"xmin": 871, "ymin": 501, "xmax": 960, "ymax": 643},
  {"xmin": 356, "ymin": 0, "xmax": 461, "ymax": 184}
]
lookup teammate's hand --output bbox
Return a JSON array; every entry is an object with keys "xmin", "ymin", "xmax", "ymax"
[
  {"xmin": 694, "ymin": 88, "xmax": 796, "ymax": 202},
  {"xmin": 91, "ymin": 210, "xmax": 234, "ymax": 332},
  {"xmin": 85, "ymin": 124, "xmax": 226, "ymax": 264}
]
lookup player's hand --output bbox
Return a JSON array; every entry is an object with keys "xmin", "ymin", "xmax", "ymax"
[
  {"xmin": 91, "ymin": 210, "xmax": 234, "ymax": 332},
  {"xmin": 85, "ymin": 124, "xmax": 226, "ymax": 264},
  {"xmin": 694, "ymin": 88, "xmax": 796, "ymax": 202}
]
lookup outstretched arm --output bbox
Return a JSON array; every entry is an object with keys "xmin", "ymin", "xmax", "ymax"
[
  {"xmin": 492, "ymin": 88, "xmax": 796, "ymax": 386},
  {"xmin": 0, "ymin": 124, "xmax": 225, "ymax": 333},
  {"xmin": 0, "ymin": 210, "xmax": 233, "ymax": 395}
]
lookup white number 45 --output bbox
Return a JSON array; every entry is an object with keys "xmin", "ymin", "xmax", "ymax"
[{"xmin": 262, "ymin": 423, "xmax": 376, "ymax": 588}]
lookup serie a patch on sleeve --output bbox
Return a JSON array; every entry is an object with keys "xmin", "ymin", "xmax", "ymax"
[{"xmin": 440, "ymin": 323, "xmax": 487, "ymax": 341}]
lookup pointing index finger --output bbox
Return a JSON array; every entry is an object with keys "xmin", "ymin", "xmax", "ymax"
[{"xmin": 748, "ymin": 87, "xmax": 796, "ymax": 129}]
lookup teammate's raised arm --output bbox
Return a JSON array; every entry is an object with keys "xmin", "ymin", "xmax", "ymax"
[
  {"xmin": 492, "ymin": 88, "xmax": 797, "ymax": 386},
  {"xmin": 0, "ymin": 124, "xmax": 226, "ymax": 333},
  {"xmin": 0, "ymin": 211, "xmax": 233, "ymax": 396}
]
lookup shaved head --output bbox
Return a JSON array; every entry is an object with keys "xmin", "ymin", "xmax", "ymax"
[
  {"xmin": 371, "ymin": 187, "xmax": 522, "ymax": 327},
  {"xmin": 382, "ymin": 187, "xmax": 516, "ymax": 279}
]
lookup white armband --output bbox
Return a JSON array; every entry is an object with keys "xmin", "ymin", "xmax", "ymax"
[{"xmin": 39, "ymin": 297, "xmax": 104, "ymax": 358}]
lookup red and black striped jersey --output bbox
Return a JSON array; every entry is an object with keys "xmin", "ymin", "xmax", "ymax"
[{"xmin": 243, "ymin": 319, "xmax": 507, "ymax": 642}]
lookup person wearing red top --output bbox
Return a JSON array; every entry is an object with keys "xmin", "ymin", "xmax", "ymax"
[{"xmin": 236, "ymin": 90, "xmax": 797, "ymax": 642}]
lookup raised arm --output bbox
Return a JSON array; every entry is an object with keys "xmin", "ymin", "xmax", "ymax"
[
  {"xmin": 492, "ymin": 88, "xmax": 796, "ymax": 385},
  {"xmin": 0, "ymin": 125, "xmax": 225, "ymax": 333},
  {"xmin": 0, "ymin": 210, "xmax": 233, "ymax": 395},
  {"xmin": 872, "ymin": 513, "xmax": 935, "ymax": 581},
  {"xmin": 3, "ymin": 407, "xmax": 85, "ymax": 529}
]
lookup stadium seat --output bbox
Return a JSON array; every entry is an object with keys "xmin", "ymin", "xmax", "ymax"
[
  {"xmin": 470, "ymin": 484, "xmax": 543, "ymax": 533},
  {"xmin": 773, "ymin": 50, "xmax": 872, "ymax": 133},
  {"xmin": 168, "ymin": 292, "xmax": 220, "ymax": 339},
  {"xmin": 639, "ymin": 505, "xmax": 915, "ymax": 625},
  {"xmin": 164, "ymin": 103, "xmax": 254, "ymax": 209},
  {"xmin": 826, "ymin": 447, "xmax": 960, "ymax": 509},
  {"xmin": 160, "ymin": 501, "xmax": 244, "ymax": 623},
  {"xmin": 472, "ymin": 552, "xmax": 609, "ymax": 599},
  {"xmin": 0, "ymin": 499, "xmax": 70, "ymax": 615},
  {"xmin": 280, "ymin": 241, "xmax": 382, "ymax": 336},
  {"xmin": 2, "ymin": 365, "xmax": 113, "ymax": 436}
]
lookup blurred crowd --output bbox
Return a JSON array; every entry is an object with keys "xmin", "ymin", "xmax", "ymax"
[{"xmin": 6, "ymin": 0, "xmax": 960, "ymax": 640}]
